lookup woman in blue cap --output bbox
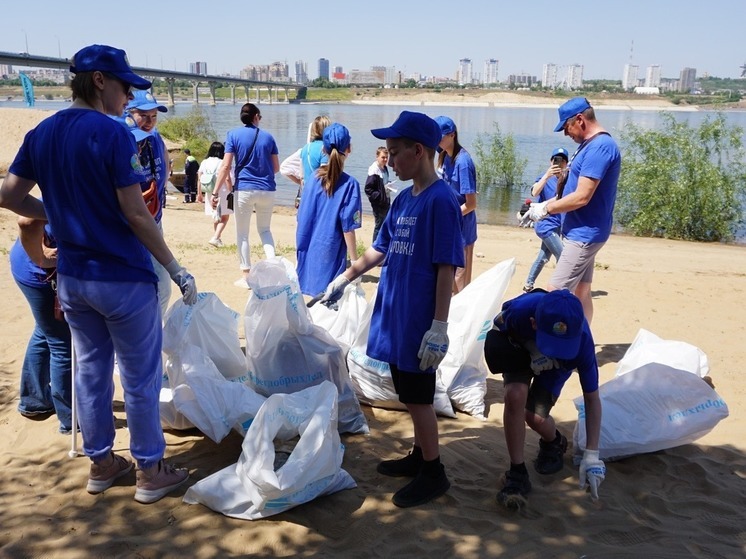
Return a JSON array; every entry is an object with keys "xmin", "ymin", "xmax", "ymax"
[
  {"xmin": 0, "ymin": 44, "xmax": 196, "ymax": 504},
  {"xmin": 296, "ymin": 122, "xmax": 362, "ymax": 296},
  {"xmin": 435, "ymin": 116, "xmax": 478, "ymax": 293}
]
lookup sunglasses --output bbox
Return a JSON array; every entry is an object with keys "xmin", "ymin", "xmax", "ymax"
[{"xmin": 103, "ymin": 73, "xmax": 132, "ymax": 97}]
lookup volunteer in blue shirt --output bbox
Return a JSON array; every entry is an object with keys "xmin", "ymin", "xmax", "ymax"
[
  {"xmin": 0, "ymin": 44, "xmax": 196, "ymax": 504},
  {"xmin": 435, "ymin": 116, "xmax": 477, "ymax": 293},
  {"xmin": 522, "ymin": 147, "xmax": 569, "ymax": 292},
  {"xmin": 296, "ymin": 123, "xmax": 362, "ymax": 296},
  {"xmin": 320, "ymin": 111, "xmax": 464, "ymax": 508},
  {"xmin": 522, "ymin": 97, "xmax": 622, "ymax": 323},
  {"xmin": 484, "ymin": 289, "xmax": 604, "ymax": 509}
]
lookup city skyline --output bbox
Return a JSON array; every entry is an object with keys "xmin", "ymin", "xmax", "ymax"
[{"xmin": 2, "ymin": 0, "xmax": 744, "ymax": 81}]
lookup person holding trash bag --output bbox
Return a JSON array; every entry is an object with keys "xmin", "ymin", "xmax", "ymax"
[{"xmin": 0, "ymin": 44, "xmax": 197, "ymax": 504}]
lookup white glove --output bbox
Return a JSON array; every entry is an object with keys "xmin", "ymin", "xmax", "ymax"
[
  {"xmin": 165, "ymin": 259, "xmax": 197, "ymax": 305},
  {"xmin": 579, "ymin": 449, "xmax": 606, "ymax": 500},
  {"xmin": 518, "ymin": 201, "xmax": 550, "ymax": 227},
  {"xmin": 320, "ymin": 275, "xmax": 349, "ymax": 310},
  {"xmin": 417, "ymin": 319, "xmax": 449, "ymax": 371},
  {"xmin": 524, "ymin": 339, "xmax": 558, "ymax": 374}
]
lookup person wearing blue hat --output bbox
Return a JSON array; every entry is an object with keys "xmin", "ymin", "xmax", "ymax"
[
  {"xmin": 295, "ymin": 122, "xmax": 362, "ymax": 296},
  {"xmin": 483, "ymin": 289, "xmax": 604, "ymax": 509},
  {"xmin": 317, "ymin": 111, "xmax": 464, "ymax": 508},
  {"xmin": 126, "ymin": 89, "xmax": 172, "ymax": 316},
  {"xmin": 0, "ymin": 44, "xmax": 195, "ymax": 503},
  {"xmin": 435, "ymin": 115, "xmax": 478, "ymax": 293},
  {"xmin": 521, "ymin": 147, "xmax": 570, "ymax": 292},
  {"xmin": 521, "ymin": 97, "xmax": 621, "ymax": 323}
]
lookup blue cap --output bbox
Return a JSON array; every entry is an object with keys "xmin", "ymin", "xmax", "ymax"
[
  {"xmin": 323, "ymin": 122, "xmax": 351, "ymax": 154},
  {"xmin": 371, "ymin": 111, "xmax": 442, "ymax": 150},
  {"xmin": 109, "ymin": 113, "xmax": 152, "ymax": 142},
  {"xmin": 553, "ymin": 97, "xmax": 592, "ymax": 132},
  {"xmin": 535, "ymin": 290, "xmax": 584, "ymax": 359},
  {"xmin": 127, "ymin": 89, "xmax": 168, "ymax": 112},
  {"xmin": 551, "ymin": 147, "xmax": 569, "ymax": 160},
  {"xmin": 70, "ymin": 45, "xmax": 151, "ymax": 90},
  {"xmin": 434, "ymin": 115, "xmax": 456, "ymax": 135}
]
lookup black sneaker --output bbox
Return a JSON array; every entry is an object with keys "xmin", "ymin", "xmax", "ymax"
[
  {"xmin": 534, "ymin": 433, "xmax": 568, "ymax": 475},
  {"xmin": 496, "ymin": 469, "xmax": 531, "ymax": 509},
  {"xmin": 377, "ymin": 448, "xmax": 423, "ymax": 477},
  {"xmin": 392, "ymin": 464, "xmax": 450, "ymax": 508}
]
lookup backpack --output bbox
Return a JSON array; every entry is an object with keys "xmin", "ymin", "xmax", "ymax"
[{"xmin": 199, "ymin": 158, "xmax": 220, "ymax": 194}]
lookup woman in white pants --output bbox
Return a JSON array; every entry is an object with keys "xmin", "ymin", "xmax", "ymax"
[{"xmin": 213, "ymin": 103, "xmax": 280, "ymax": 287}]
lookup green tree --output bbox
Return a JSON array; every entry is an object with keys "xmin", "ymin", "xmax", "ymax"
[
  {"xmin": 616, "ymin": 113, "xmax": 746, "ymax": 242},
  {"xmin": 472, "ymin": 123, "xmax": 528, "ymax": 188},
  {"xmin": 158, "ymin": 108, "xmax": 216, "ymax": 160}
]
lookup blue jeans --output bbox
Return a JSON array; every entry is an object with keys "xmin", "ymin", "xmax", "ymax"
[
  {"xmin": 526, "ymin": 230, "xmax": 563, "ymax": 287},
  {"xmin": 14, "ymin": 279, "xmax": 73, "ymax": 431},
  {"xmin": 58, "ymin": 275, "xmax": 165, "ymax": 469}
]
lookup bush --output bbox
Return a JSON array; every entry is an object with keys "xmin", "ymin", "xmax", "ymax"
[
  {"xmin": 616, "ymin": 113, "xmax": 746, "ymax": 242},
  {"xmin": 472, "ymin": 123, "xmax": 527, "ymax": 188},
  {"xmin": 158, "ymin": 108, "xmax": 217, "ymax": 160}
]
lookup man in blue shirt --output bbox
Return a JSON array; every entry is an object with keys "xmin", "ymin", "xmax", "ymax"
[
  {"xmin": 522, "ymin": 98, "xmax": 622, "ymax": 323},
  {"xmin": 484, "ymin": 289, "xmax": 605, "ymax": 509}
]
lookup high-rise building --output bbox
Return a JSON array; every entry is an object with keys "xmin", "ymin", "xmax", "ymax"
[
  {"xmin": 318, "ymin": 58, "xmax": 330, "ymax": 80},
  {"xmin": 542, "ymin": 63, "xmax": 559, "ymax": 89},
  {"xmin": 679, "ymin": 67, "xmax": 696, "ymax": 93},
  {"xmin": 0, "ymin": 64, "xmax": 12, "ymax": 77},
  {"xmin": 457, "ymin": 58, "xmax": 472, "ymax": 86},
  {"xmin": 645, "ymin": 65, "xmax": 661, "ymax": 88},
  {"xmin": 295, "ymin": 60, "xmax": 308, "ymax": 84},
  {"xmin": 508, "ymin": 73, "xmax": 537, "ymax": 87},
  {"xmin": 384, "ymin": 66, "xmax": 398, "ymax": 85},
  {"xmin": 189, "ymin": 61, "xmax": 208, "ymax": 76},
  {"xmin": 566, "ymin": 64, "xmax": 583, "ymax": 89},
  {"xmin": 483, "ymin": 59, "xmax": 499, "ymax": 85},
  {"xmin": 622, "ymin": 64, "xmax": 639, "ymax": 90}
]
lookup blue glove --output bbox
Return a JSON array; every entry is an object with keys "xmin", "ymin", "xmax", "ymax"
[{"xmin": 579, "ymin": 449, "xmax": 606, "ymax": 500}]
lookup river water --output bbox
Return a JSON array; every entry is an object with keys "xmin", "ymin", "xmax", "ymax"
[{"xmin": 4, "ymin": 99, "xmax": 746, "ymax": 239}]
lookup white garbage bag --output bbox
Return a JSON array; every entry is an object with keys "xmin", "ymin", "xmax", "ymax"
[
  {"xmin": 573, "ymin": 329, "xmax": 728, "ymax": 461},
  {"xmin": 308, "ymin": 279, "xmax": 367, "ymax": 352},
  {"xmin": 244, "ymin": 258, "xmax": 368, "ymax": 434},
  {"xmin": 183, "ymin": 382, "xmax": 356, "ymax": 520}
]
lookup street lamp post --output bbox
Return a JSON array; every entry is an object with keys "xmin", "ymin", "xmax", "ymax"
[{"xmin": 22, "ymin": 29, "xmax": 29, "ymax": 54}]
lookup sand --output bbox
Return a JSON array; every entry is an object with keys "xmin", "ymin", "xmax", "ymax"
[{"xmin": 1, "ymin": 107, "xmax": 745, "ymax": 558}]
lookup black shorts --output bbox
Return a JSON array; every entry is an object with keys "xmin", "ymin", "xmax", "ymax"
[
  {"xmin": 483, "ymin": 329, "xmax": 558, "ymax": 418},
  {"xmin": 390, "ymin": 363, "xmax": 436, "ymax": 405}
]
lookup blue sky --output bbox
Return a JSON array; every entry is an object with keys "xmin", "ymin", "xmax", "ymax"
[{"xmin": 2, "ymin": 0, "xmax": 744, "ymax": 80}]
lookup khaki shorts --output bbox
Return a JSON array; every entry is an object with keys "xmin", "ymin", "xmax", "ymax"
[{"xmin": 549, "ymin": 238, "xmax": 605, "ymax": 291}]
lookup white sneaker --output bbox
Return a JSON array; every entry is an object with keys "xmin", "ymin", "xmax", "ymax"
[
  {"xmin": 233, "ymin": 278, "xmax": 250, "ymax": 289},
  {"xmin": 208, "ymin": 238, "xmax": 223, "ymax": 248}
]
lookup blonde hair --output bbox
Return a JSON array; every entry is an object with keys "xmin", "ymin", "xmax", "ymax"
[
  {"xmin": 316, "ymin": 148, "xmax": 346, "ymax": 197},
  {"xmin": 309, "ymin": 115, "xmax": 331, "ymax": 141}
]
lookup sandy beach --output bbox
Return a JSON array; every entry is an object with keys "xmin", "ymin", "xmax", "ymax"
[{"xmin": 1, "ymin": 106, "xmax": 745, "ymax": 558}]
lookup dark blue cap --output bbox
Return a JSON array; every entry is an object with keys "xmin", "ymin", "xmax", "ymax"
[
  {"xmin": 553, "ymin": 97, "xmax": 591, "ymax": 132},
  {"xmin": 371, "ymin": 111, "xmax": 442, "ymax": 150},
  {"xmin": 70, "ymin": 44, "xmax": 151, "ymax": 90}
]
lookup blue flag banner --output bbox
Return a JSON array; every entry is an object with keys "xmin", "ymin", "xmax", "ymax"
[{"xmin": 19, "ymin": 72, "xmax": 35, "ymax": 107}]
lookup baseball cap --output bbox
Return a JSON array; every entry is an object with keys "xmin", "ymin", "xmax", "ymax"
[
  {"xmin": 323, "ymin": 122, "xmax": 351, "ymax": 154},
  {"xmin": 70, "ymin": 45, "xmax": 151, "ymax": 90},
  {"xmin": 434, "ymin": 115, "xmax": 457, "ymax": 135},
  {"xmin": 553, "ymin": 97, "xmax": 592, "ymax": 133},
  {"xmin": 127, "ymin": 89, "xmax": 168, "ymax": 112},
  {"xmin": 551, "ymin": 147, "xmax": 569, "ymax": 161},
  {"xmin": 535, "ymin": 290, "xmax": 584, "ymax": 359},
  {"xmin": 371, "ymin": 111, "xmax": 442, "ymax": 150},
  {"xmin": 109, "ymin": 113, "xmax": 152, "ymax": 142}
]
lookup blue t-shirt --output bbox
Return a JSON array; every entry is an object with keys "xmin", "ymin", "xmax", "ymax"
[
  {"xmin": 9, "ymin": 224, "xmax": 55, "ymax": 289},
  {"xmin": 296, "ymin": 172, "xmax": 362, "ymax": 296},
  {"xmin": 300, "ymin": 140, "xmax": 327, "ymax": 184},
  {"xmin": 138, "ymin": 131, "xmax": 168, "ymax": 223},
  {"xmin": 562, "ymin": 134, "xmax": 621, "ymax": 243},
  {"xmin": 533, "ymin": 174, "xmax": 562, "ymax": 239},
  {"xmin": 225, "ymin": 125, "xmax": 278, "ymax": 192},
  {"xmin": 368, "ymin": 179, "xmax": 465, "ymax": 373},
  {"xmin": 9, "ymin": 108, "xmax": 156, "ymax": 284},
  {"xmin": 495, "ymin": 291, "xmax": 599, "ymax": 396},
  {"xmin": 440, "ymin": 149, "xmax": 478, "ymax": 246}
]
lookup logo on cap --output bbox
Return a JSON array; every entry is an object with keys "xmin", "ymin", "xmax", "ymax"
[{"xmin": 552, "ymin": 321, "xmax": 568, "ymax": 336}]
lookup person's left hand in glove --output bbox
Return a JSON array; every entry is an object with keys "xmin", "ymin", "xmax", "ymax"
[
  {"xmin": 519, "ymin": 201, "xmax": 550, "ymax": 227},
  {"xmin": 165, "ymin": 259, "xmax": 197, "ymax": 305},
  {"xmin": 417, "ymin": 319, "xmax": 449, "ymax": 371},
  {"xmin": 579, "ymin": 449, "xmax": 606, "ymax": 500}
]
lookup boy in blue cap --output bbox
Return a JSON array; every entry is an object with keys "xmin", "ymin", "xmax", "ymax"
[
  {"xmin": 484, "ymin": 289, "xmax": 605, "ymax": 509},
  {"xmin": 319, "ymin": 111, "xmax": 464, "ymax": 507}
]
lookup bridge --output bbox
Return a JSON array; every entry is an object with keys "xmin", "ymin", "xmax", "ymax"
[{"xmin": 0, "ymin": 51, "xmax": 304, "ymax": 106}]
